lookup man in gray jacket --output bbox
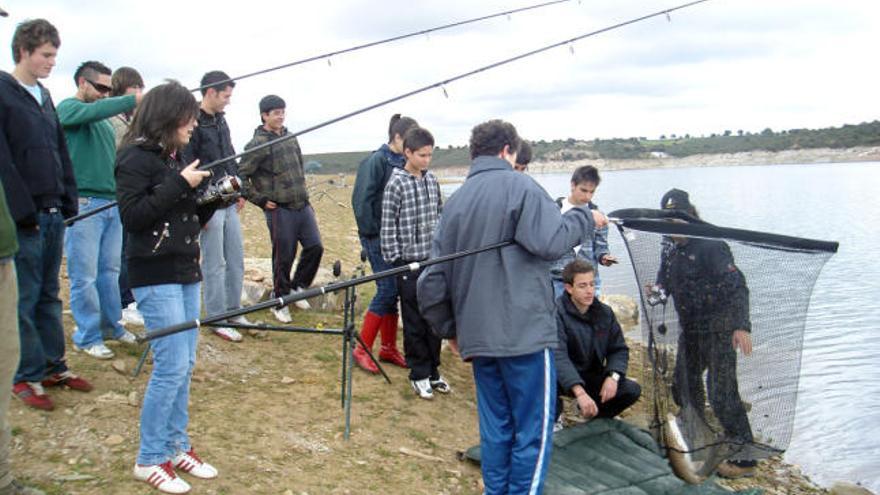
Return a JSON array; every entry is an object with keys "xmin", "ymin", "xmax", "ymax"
[{"xmin": 418, "ymin": 120, "xmax": 607, "ymax": 495}]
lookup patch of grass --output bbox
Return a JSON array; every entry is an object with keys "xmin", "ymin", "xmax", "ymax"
[{"xmin": 313, "ymin": 349, "xmax": 338, "ymax": 362}]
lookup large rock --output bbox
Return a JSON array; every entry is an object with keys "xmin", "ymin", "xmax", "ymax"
[{"xmin": 241, "ymin": 258, "xmax": 360, "ymax": 312}]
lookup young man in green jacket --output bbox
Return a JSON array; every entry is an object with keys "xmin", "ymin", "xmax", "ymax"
[{"xmin": 57, "ymin": 60, "xmax": 140, "ymax": 359}]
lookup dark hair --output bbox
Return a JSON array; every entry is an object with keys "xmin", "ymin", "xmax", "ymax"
[
  {"xmin": 469, "ymin": 119, "xmax": 521, "ymax": 160},
  {"xmin": 561, "ymin": 258, "xmax": 594, "ymax": 285},
  {"xmin": 111, "ymin": 66, "xmax": 144, "ymax": 97},
  {"xmin": 73, "ymin": 60, "xmax": 111, "ymax": 86},
  {"xmin": 403, "ymin": 127, "xmax": 434, "ymax": 152},
  {"xmin": 571, "ymin": 165, "xmax": 600, "ymax": 186},
  {"xmin": 12, "ymin": 19, "xmax": 60, "ymax": 64},
  {"xmin": 199, "ymin": 70, "xmax": 235, "ymax": 96},
  {"xmin": 516, "ymin": 140, "xmax": 533, "ymax": 166},
  {"xmin": 387, "ymin": 114, "xmax": 418, "ymax": 143},
  {"xmin": 123, "ymin": 80, "xmax": 199, "ymax": 157}
]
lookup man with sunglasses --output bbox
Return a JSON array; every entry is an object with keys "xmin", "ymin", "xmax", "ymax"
[{"xmin": 56, "ymin": 61, "xmax": 141, "ymax": 360}]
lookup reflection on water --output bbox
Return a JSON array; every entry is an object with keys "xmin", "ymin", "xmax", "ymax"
[{"xmin": 442, "ymin": 162, "xmax": 880, "ymax": 491}]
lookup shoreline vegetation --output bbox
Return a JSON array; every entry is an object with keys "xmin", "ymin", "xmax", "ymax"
[{"xmin": 9, "ymin": 171, "xmax": 871, "ymax": 494}]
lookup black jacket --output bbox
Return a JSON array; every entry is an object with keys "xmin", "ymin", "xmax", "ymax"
[
  {"xmin": 115, "ymin": 142, "xmax": 217, "ymax": 288},
  {"xmin": 656, "ymin": 237, "xmax": 751, "ymax": 332},
  {"xmin": 0, "ymin": 71, "xmax": 78, "ymax": 226},
  {"xmin": 181, "ymin": 108, "xmax": 237, "ymax": 184},
  {"xmin": 554, "ymin": 293, "xmax": 630, "ymax": 393}
]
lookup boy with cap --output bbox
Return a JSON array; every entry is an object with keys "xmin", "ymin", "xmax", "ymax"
[{"xmin": 239, "ymin": 95, "xmax": 323, "ymax": 323}]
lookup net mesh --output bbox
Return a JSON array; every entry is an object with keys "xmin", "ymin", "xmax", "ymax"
[{"xmin": 610, "ymin": 208, "xmax": 837, "ymax": 476}]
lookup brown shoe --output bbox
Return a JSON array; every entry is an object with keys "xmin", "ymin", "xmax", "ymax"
[{"xmin": 715, "ymin": 460, "xmax": 756, "ymax": 479}]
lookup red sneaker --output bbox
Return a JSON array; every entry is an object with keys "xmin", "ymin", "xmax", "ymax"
[
  {"xmin": 12, "ymin": 382, "xmax": 54, "ymax": 411},
  {"xmin": 42, "ymin": 371, "xmax": 94, "ymax": 392}
]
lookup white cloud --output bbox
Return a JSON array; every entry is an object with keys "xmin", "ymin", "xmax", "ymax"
[{"xmin": 2, "ymin": 0, "xmax": 877, "ymax": 153}]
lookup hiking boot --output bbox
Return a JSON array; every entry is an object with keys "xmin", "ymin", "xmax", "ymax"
[
  {"xmin": 353, "ymin": 345, "xmax": 379, "ymax": 374},
  {"xmin": 0, "ymin": 479, "xmax": 46, "ymax": 495},
  {"xmin": 115, "ymin": 329, "xmax": 138, "ymax": 345},
  {"xmin": 271, "ymin": 306, "xmax": 292, "ymax": 323},
  {"xmin": 172, "ymin": 449, "xmax": 218, "ymax": 479},
  {"xmin": 75, "ymin": 342, "xmax": 114, "ymax": 359},
  {"xmin": 12, "ymin": 382, "xmax": 54, "ymax": 411},
  {"xmin": 133, "ymin": 462, "xmax": 191, "ymax": 494},
  {"xmin": 430, "ymin": 376, "xmax": 451, "ymax": 394},
  {"xmin": 41, "ymin": 371, "xmax": 93, "ymax": 392},
  {"xmin": 411, "ymin": 378, "xmax": 433, "ymax": 400},
  {"xmin": 716, "ymin": 460, "xmax": 757, "ymax": 479},
  {"xmin": 212, "ymin": 327, "xmax": 243, "ymax": 342},
  {"xmin": 121, "ymin": 302, "xmax": 145, "ymax": 326}
]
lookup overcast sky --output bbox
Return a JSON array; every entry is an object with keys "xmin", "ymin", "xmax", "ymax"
[{"xmin": 1, "ymin": 0, "xmax": 877, "ymax": 154}]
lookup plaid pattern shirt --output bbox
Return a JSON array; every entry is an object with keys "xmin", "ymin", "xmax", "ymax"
[{"xmin": 381, "ymin": 167, "xmax": 442, "ymax": 264}]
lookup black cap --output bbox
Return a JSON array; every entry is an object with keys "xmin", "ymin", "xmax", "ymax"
[
  {"xmin": 259, "ymin": 95, "xmax": 285, "ymax": 114},
  {"xmin": 660, "ymin": 188, "xmax": 691, "ymax": 210}
]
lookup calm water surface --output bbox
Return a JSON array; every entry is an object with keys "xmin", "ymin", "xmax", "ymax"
[{"xmin": 442, "ymin": 162, "xmax": 880, "ymax": 491}]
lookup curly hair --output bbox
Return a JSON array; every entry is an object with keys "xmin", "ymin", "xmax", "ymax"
[{"xmin": 469, "ymin": 119, "xmax": 521, "ymax": 160}]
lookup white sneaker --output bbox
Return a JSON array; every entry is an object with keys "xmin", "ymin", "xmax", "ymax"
[
  {"xmin": 121, "ymin": 303, "xmax": 145, "ymax": 326},
  {"xmin": 75, "ymin": 342, "xmax": 114, "ymax": 359},
  {"xmin": 292, "ymin": 288, "xmax": 311, "ymax": 310},
  {"xmin": 212, "ymin": 327, "xmax": 243, "ymax": 342},
  {"xmin": 228, "ymin": 315, "xmax": 253, "ymax": 326},
  {"xmin": 430, "ymin": 376, "xmax": 451, "ymax": 394},
  {"xmin": 553, "ymin": 418, "xmax": 566, "ymax": 433},
  {"xmin": 172, "ymin": 449, "xmax": 218, "ymax": 479},
  {"xmin": 411, "ymin": 378, "xmax": 433, "ymax": 400},
  {"xmin": 115, "ymin": 329, "xmax": 138, "ymax": 344},
  {"xmin": 133, "ymin": 462, "xmax": 192, "ymax": 494},
  {"xmin": 271, "ymin": 306, "xmax": 292, "ymax": 323}
]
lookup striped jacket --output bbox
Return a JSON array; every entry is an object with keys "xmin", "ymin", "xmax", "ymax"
[{"xmin": 380, "ymin": 167, "xmax": 442, "ymax": 264}]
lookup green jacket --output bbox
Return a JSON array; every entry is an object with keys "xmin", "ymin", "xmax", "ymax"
[
  {"xmin": 0, "ymin": 183, "xmax": 18, "ymax": 259},
  {"xmin": 239, "ymin": 126, "xmax": 308, "ymax": 210},
  {"xmin": 57, "ymin": 94, "xmax": 136, "ymax": 199}
]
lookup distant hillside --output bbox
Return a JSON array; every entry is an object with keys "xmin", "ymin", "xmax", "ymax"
[{"xmin": 305, "ymin": 120, "xmax": 880, "ymax": 173}]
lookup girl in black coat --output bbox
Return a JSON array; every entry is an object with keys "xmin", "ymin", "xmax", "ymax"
[{"xmin": 115, "ymin": 81, "xmax": 220, "ymax": 494}]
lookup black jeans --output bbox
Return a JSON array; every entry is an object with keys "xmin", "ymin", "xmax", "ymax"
[
  {"xmin": 398, "ymin": 265, "xmax": 441, "ymax": 381},
  {"xmin": 265, "ymin": 205, "xmax": 323, "ymax": 298},
  {"xmin": 556, "ymin": 372, "xmax": 641, "ymax": 420}
]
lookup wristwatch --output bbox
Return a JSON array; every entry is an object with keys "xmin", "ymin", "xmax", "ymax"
[{"xmin": 609, "ymin": 372, "xmax": 621, "ymax": 382}]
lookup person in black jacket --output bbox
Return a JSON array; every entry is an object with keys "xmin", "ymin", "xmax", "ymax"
[
  {"xmin": 0, "ymin": 18, "xmax": 93, "ymax": 413},
  {"xmin": 656, "ymin": 188, "xmax": 756, "ymax": 478},
  {"xmin": 116, "ymin": 81, "xmax": 220, "ymax": 494},
  {"xmin": 554, "ymin": 259, "xmax": 640, "ymax": 424}
]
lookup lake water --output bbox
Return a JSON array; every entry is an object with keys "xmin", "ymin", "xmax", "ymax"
[{"xmin": 441, "ymin": 162, "xmax": 880, "ymax": 491}]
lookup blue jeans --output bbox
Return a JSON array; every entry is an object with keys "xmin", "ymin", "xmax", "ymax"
[
  {"xmin": 133, "ymin": 282, "xmax": 200, "ymax": 465},
  {"xmin": 473, "ymin": 349, "xmax": 556, "ymax": 495},
  {"xmin": 14, "ymin": 210, "xmax": 68, "ymax": 383},
  {"xmin": 199, "ymin": 204, "xmax": 244, "ymax": 317},
  {"xmin": 65, "ymin": 197, "xmax": 124, "ymax": 348},
  {"xmin": 359, "ymin": 235, "xmax": 398, "ymax": 315}
]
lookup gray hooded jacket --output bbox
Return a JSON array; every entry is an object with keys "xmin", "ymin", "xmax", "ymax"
[{"xmin": 417, "ymin": 155, "xmax": 596, "ymax": 360}]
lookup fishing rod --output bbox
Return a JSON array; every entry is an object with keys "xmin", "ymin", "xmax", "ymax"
[
  {"xmin": 186, "ymin": 0, "xmax": 576, "ymax": 93},
  {"xmin": 64, "ymin": 0, "xmax": 711, "ymax": 225},
  {"xmin": 139, "ymin": 240, "xmax": 514, "ymax": 342}
]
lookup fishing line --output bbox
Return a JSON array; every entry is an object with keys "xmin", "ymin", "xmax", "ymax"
[
  {"xmin": 64, "ymin": 0, "xmax": 712, "ymax": 225},
  {"xmin": 187, "ymin": 0, "xmax": 577, "ymax": 93}
]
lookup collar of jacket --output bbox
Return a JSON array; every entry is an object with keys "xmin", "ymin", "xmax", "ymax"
[
  {"xmin": 468, "ymin": 155, "xmax": 513, "ymax": 178},
  {"xmin": 0, "ymin": 70, "xmax": 47, "ymax": 105},
  {"xmin": 197, "ymin": 108, "xmax": 225, "ymax": 126},
  {"xmin": 378, "ymin": 143, "xmax": 406, "ymax": 169},
  {"xmin": 252, "ymin": 124, "xmax": 287, "ymax": 139},
  {"xmin": 559, "ymin": 291, "xmax": 609, "ymax": 325}
]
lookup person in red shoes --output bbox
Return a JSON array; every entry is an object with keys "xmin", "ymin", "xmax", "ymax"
[
  {"xmin": 1, "ymin": 19, "xmax": 93, "ymax": 412},
  {"xmin": 350, "ymin": 114, "xmax": 418, "ymax": 373}
]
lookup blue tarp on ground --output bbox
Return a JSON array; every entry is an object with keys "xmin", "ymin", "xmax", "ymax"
[{"xmin": 464, "ymin": 418, "xmax": 762, "ymax": 495}]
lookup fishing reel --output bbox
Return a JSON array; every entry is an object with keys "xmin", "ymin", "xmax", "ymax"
[
  {"xmin": 646, "ymin": 284, "xmax": 668, "ymax": 307},
  {"xmin": 196, "ymin": 174, "xmax": 242, "ymax": 206}
]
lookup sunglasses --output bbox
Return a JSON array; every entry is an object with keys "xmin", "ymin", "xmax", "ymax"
[{"xmin": 86, "ymin": 79, "xmax": 112, "ymax": 94}]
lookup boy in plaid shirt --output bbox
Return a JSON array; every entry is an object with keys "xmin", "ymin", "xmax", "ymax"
[{"xmin": 380, "ymin": 127, "xmax": 448, "ymax": 399}]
